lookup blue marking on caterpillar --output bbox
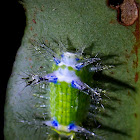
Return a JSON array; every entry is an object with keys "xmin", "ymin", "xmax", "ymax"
[
  {"xmin": 75, "ymin": 58, "xmax": 80, "ymax": 61},
  {"xmin": 71, "ymin": 80, "xmax": 83, "ymax": 90},
  {"xmin": 51, "ymin": 119, "xmax": 59, "ymax": 128},
  {"xmin": 68, "ymin": 123, "xmax": 76, "ymax": 131},
  {"xmin": 53, "ymin": 56, "xmax": 61, "ymax": 65},
  {"xmin": 75, "ymin": 63, "xmax": 84, "ymax": 70},
  {"xmin": 44, "ymin": 74, "xmax": 58, "ymax": 83}
]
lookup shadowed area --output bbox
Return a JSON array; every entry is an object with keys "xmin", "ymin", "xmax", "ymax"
[{"xmin": 3, "ymin": 0, "xmax": 26, "ymax": 139}]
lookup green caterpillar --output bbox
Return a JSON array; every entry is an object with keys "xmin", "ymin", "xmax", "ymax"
[{"xmin": 22, "ymin": 40, "xmax": 111, "ymax": 139}]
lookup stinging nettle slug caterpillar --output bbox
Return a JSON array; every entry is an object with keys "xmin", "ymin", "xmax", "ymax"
[{"xmin": 19, "ymin": 39, "xmax": 113, "ymax": 140}]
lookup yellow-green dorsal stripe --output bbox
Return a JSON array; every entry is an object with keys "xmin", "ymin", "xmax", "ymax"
[
  {"xmin": 49, "ymin": 62, "xmax": 90, "ymax": 127},
  {"xmin": 50, "ymin": 82, "xmax": 79, "ymax": 126}
]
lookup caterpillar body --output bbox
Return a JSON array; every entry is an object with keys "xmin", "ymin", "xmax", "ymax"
[{"xmin": 21, "ymin": 40, "xmax": 111, "ymax": 140}]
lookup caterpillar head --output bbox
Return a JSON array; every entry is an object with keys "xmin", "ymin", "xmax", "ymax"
[{"xmin": 59, "ymin": 52, "xmax": 81, "ymax": 69}]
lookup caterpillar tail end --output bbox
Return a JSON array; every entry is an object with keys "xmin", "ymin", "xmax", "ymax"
[
  {"xmin": 43, "ymin": 120, "xmax": 75, "ymax": 138},
  {"xmin": 43, "ymin": 120, "xmax": 104, "ymax": 140}
]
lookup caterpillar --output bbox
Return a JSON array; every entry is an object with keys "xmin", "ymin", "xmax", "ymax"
[{"xmin": 19, "ymin": 39, "xmax": 113, "ymax": 140}]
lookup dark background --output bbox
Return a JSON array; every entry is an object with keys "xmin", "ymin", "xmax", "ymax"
[{"xmin": 1, "ymin": 0, "xmax": 26, "ymax": 139}]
